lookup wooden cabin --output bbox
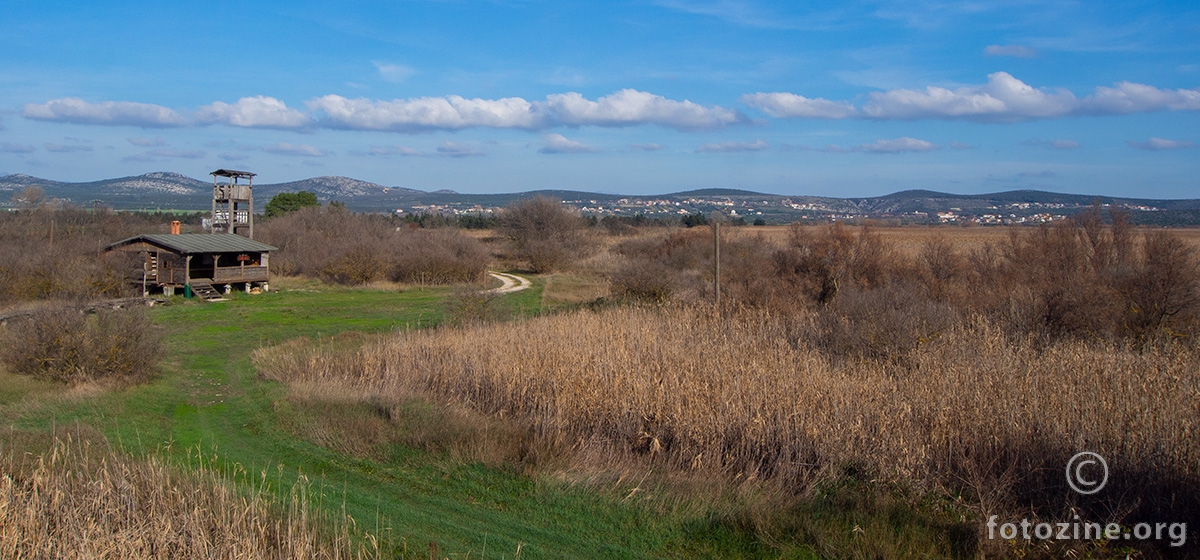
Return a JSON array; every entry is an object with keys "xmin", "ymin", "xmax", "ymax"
[{"xmin": 105, "ymin": 232, "xmax": 276, "ymax": 299}]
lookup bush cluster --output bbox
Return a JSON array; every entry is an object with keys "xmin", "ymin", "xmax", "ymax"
[
  {"xmin": 609, "ymin": 209, "xmax": 1200, "ymax": 350},
  {"xmin": 1, "ymin": 306, "xmax": 161, "ymax": 383},
  {"xmin": 259, "ymin": 206, "xmax": 489, "ymax": 285},
  {"xmin": 496, "ymin": 197, "xmax": 592, "ymax": 273},
  {"xmin": 0, "ymin": 205, "xmax": 203, "ymax": 306}
]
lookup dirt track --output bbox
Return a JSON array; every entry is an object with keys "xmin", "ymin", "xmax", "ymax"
[{"xmin": 486, "ymin": 272, "xmax": 531, "ymax": 294}]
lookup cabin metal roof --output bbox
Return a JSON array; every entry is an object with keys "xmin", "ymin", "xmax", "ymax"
[{"xmin": 106, "ymin": 233, "xmax": 276, "ymax": 254}]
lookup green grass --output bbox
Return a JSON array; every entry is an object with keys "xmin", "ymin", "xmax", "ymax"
[{"xmin": 0, "ymin": 282, "xmax": 771, "ymax": 559}]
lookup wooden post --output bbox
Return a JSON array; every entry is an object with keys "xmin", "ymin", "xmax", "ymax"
[{"xmin": 247, "ymin": 175, "xmax": 254, "ymax": 239}]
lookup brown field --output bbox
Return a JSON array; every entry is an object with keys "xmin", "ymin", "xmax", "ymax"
[{"xmin": 256, "ymin": 304, "xmax": 1199, "ymax": 556}]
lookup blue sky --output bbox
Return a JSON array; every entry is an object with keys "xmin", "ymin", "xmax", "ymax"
[{"xmin": 1, "ymin": 1, "xmax": 1198, "ymax": 198}]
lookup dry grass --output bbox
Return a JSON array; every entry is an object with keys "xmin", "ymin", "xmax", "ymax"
[
  {"xmin": 255, "ymin": 306, "xmax": 1199, "ymax": 536},
  {"xmin": 0, "ymin": 431, "xmax": 381, "ymax": 559},
  {"xmin": 540, "ymin": 273, "xmax": 610, "ymax": 307}
]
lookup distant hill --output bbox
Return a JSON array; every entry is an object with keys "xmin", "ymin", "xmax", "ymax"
[
  {"xmin": 2, "ymin": 171, "xmax": 1199, "ymax": 225},
  {"xmin": 257, "ymin": 176, "xmax": 424, "ymax": 199}
]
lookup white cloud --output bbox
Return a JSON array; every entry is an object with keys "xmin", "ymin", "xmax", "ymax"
[
  {"xmin": 863, "ymin": 72, "xmax": 1077, "ymax": 122},
  {"xmin": 1081, "ymin": 82, "xmax": 1200, "ymax": 115},
  {"xmin": 262, "ymin": 142, "xmax": 328, "ymax": 157},
  {"xmin": 44, "ymin": 143, "xmax": 94, "ymax": 153},
  {"xmin": 1127, "ymin": 137, "xmax": 1195, "ymax": 150},
  {"xmin": 307, "ymin": 90, "xmax": 743, "ymax": 132},
  {"xmin": 806, "ymin": 137, "xmax": 939, "ymax": 153},
  {"xmin": 949, "ymin": 141, "xmax": 974, "ymax": 150},
  {"xmin": 128, "ymin": 136, "xmax": 168, "ymax": 147},
  {"xmin": 630, "ymin": 143, "xmax": 663, "ymax": 151},
  {"xmin": 695, "ymin": 139, "xmax": 769, "ymax": 153},
  {"xmin": 984, "ymin": 45, "xmax": 1038, "ymax": 58},
  {"xmin": 544, "ymin": 89, "xmax": 746, "ymax": 130},
  {"xmin": 2, "ymin": 142, "xmax": 36, "ymax": 154},
  {"xmin": 23, "ymin": 98, "xmax": 186, "ymax": 127},
  {"xmin": 437, "ymin": 141, "xmax": 485, "ymax": 157},
  {"xmin": 752, "ymin": 74, "xmax": 1200, "ymax": 123},
  {"xmin": 196, "ymin": 96, "xmax": 311, "ymax": 129},
  {"xmin": 366, "ymin": 145, "xmax": 424, "ymax": 156},
  {"xmin": 539, "ymin": 133, "xmax": 600, "ymax": 154},
  {"xmin": 309, "ymin": 94, "xmax": 543, "ymax": 131},
  {"xmin": 740, "ymin": 92, "xmax": 857, "ymax": 119},
  {"xmin": 220, "ymin": 152, "xmax": 249, "ymax": 161},
  {"xmin": 1025, "ymin": 138, "xmax": 1080, "ymax": 150},
  {"xmin": 374, "ymin": 62, "xmax": 416, "ymax": 83},
  {"xmin": 858, "ymin": 137, "xmax": 939, "ymax": 153}
]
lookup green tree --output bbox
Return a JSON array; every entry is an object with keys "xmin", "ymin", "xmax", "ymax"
[
  {"xmin": 681, "ymin": 212, "xmax": 709, "ymax": 228},
  {"xmin": 264, "ymin": 191, "xmax": 320, "ymax": 218}
]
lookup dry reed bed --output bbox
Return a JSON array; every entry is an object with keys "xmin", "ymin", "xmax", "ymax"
[
  {"xmin": 0, "ymin": 434, "xmax": 377, "ymax": 559},
  {"xmin": 256, "ymin": 306, "xmax": 1200, "ymax": 520}
]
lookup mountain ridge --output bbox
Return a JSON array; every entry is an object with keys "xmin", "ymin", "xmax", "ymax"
[{"xmin": 2, "ymin": 172, "xmax": 1198, "ymax": 224}]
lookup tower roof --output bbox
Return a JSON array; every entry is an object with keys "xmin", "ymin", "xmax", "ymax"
[{"xmin": 210, "ymin": 169, "xmax": 256, "ymax": 179}]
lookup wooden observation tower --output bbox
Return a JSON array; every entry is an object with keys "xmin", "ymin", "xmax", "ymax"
[{"xmin": 210, "ymin": 169, "xmax": 256, "ymax": 238}]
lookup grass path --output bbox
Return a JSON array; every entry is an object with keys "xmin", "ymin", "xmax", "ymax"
[{"xmin": 2, "ymin": 283, "xmax": 764, "ymax": 559}]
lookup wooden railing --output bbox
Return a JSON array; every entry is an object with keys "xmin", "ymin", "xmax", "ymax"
[
  {"xmin": 213, "ymin": 265, "xmax": 268, "ymax": 282},
  {"xmin": 146, "ymin": 269, "xmax": 188, "ymax": 285}
]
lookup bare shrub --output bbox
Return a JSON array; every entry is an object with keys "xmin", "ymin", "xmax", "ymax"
[
  {"xmin": 916, "ymin": 235, "xmax": 966, "ymax": 301},
  {"xmin": 259, "ymin": 207, "xmax": 488, "ymax": 285},
  {"xmin": 609, "ymin": 228, "xmax": 718, "ymax": 302},
  {"xmin": 391, "ymin": 229, "xmax": 489, "ymax": 284},
  {"xmin": 1004, "ymin": 223, "xmax": 1119, "ymax": 337},
  {"xmin": 607, "ymin": 259, "xmax": 680, "ymax": 303},
  {"xmin": 599, "ymin": 216, "xmax": 636, "ymax": 236},
  {"xmin": 773, "ymin": 222, "xmax": 895, "ymax": 305},
  {"xmin": 961, "ymin": 218, "xmax": 1200, "ymax": 341},
  {"xmin": 713, "ymin": 233, "xmax": 798, "ymax": 309},
  {"xmin": 321, "ymin": 247, "xmax": 389, "ymax": 285},
  {"xmin": 0, "ymin": 306, "xmax": 160, "ymax": 383},
  {"xmin": 1120, "ymin": 230, "xmax": 1200, "ymax": 337},
  {"xmin": 497, "ymin": 197, "xmax": 591, "ymax": 273},
  {"xmin": 0, "ymin": 206, "xmax": 181, "ymax": 306}
]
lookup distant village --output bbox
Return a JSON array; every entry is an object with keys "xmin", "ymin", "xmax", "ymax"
[{"xmin": 398, "ymin": 195, "xmax": 1164, "ymax": 225}]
